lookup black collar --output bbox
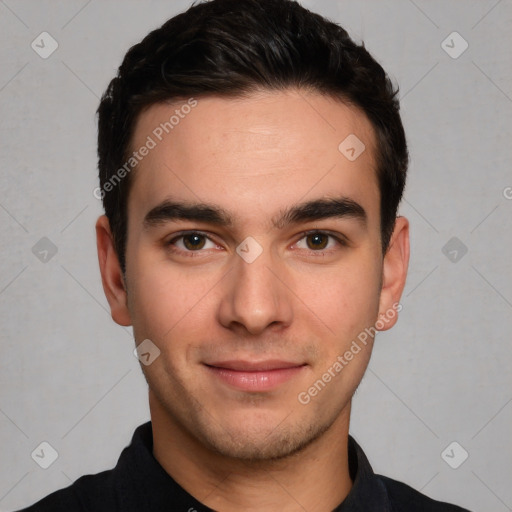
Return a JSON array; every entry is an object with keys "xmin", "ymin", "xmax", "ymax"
[{"xmin": 112, "ymin": 421, "xmax": 392, "ymax": 511}]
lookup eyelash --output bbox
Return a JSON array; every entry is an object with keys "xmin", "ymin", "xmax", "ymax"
[{"xmin": 166, "ymin": 230, "xmax": 346, "ymax": 257}]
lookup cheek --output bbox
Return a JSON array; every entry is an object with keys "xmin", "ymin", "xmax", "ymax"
[
  {"xmin": 296, "ymin": 262, "xmax": 381, "ymax": 403},
  {"xmin": 126, "ymin": 256, "xmax": 183, "ymax": 341},
  {"xmin": 127, "ymin": 256, "xmax": 222, "ymax": 349},
  {"xmin": 127, "ymin": 270, "xmax": 209, "ymax": 385},
  {"xmin": 293, "ymin": 256, "xmax": 382, "ymax": 344},
  {"xmin": 127, "ymin": 268, "xmax": 173, "ymax": 339}
]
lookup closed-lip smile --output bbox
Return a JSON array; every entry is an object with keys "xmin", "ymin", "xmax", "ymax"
[{"xmin": 204, "ymin": 360, "xmax": 307, "ymax": 391}]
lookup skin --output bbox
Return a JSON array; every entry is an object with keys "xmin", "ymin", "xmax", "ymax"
[{"xmin": 96, "ymin": 89, "xmax": 409, "ymax": 512}]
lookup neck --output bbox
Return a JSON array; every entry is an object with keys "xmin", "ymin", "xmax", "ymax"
[{"xmin": 150, "ymin": 391, "xmax": 353, "ymax": 512}]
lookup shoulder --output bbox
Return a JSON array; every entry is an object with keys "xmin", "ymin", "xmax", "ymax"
[
  {"xmin": 14, "ymin": 469, "xmax": 116, "ymax": 512},
  {"xmin": 378, "ymin": 475, "xmax": 471, "ymax": 512},
  {"xmin": 16, "ymin": 422, "xmax": 152, "ymax": 512}
]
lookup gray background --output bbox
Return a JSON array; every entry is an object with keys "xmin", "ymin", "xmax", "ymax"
[{"xmin": 0, "ymin": 0, "xmax": 511, "ymax": 510}]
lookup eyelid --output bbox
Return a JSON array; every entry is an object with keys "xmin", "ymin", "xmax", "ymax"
[
  {"xmin": 167, "ymin": 230, "xmax": 222, "ymax": 253},
  {"xmin": 168, "ymin": 230, "xmax": 212, "ymax": 241},
  {"xmin": 302, "ymin": 228, "xmax": 347, "ymax": 240},
  {"xmin": 295, "ymin": 229, "xmax": 348, "ymax": 248}
]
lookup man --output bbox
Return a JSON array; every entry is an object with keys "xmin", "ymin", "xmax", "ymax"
[{"xmin": 18, "ymin": 0, "xmax": 470, "ymax": 510}]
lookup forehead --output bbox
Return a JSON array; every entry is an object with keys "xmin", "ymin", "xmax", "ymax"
[{"xmin": 128, "ymin": 89, "xmax": 379, "ymax": 229}]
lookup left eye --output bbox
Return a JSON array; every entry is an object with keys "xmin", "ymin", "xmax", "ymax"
[{"xmin": 295, "ymin": 232, "xmax": 338, "ymax": 251}]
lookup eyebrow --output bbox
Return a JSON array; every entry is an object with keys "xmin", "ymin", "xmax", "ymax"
[{"xmin": 143, "ymin": 197, "xmax": 367, "ymax": 230}]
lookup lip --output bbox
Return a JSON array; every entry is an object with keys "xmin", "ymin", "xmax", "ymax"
[{"xmin": 205, "ymin": 360, "xmax": 307, "ymax": 392}]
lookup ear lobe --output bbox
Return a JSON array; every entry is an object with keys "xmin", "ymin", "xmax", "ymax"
[
  {"xmin": 377, "ymin": 216, "xmax": 409, "ymax": 331},
  {"xmin": 96, "ymin": 215, "xmax": 132, "ymax": 326}
]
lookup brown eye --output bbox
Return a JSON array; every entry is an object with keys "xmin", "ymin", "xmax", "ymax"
[
  {"xmin": 306, "ymin": 233, "xmax": 329, "ymax": 250},
  {"xmin": 183, "ymin": 233, "xmax": 206, "ymax": 250},
  {"xmin": 167, "ymin": 232, "xmax": 220, "ymax": 257}
]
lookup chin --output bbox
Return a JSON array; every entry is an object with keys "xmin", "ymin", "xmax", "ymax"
[{"xmin": 196, "ymin": 409, "xmax": 334, "ymax": 462}]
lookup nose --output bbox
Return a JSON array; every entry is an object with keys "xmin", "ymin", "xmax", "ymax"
[{"xmin": 217, "ymin": 247, "xmax": 294, "ymax": 336}]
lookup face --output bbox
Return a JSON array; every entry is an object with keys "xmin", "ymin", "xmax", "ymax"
[{"xmin": 98, "ymin": 89, "xmax": 408, "ymax": 461}]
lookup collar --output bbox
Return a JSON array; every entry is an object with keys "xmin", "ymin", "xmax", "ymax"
[
  {"xmin": 116, "ymin": 422, "xmax": 391, "ymax": 511},
  {"xmin": 334, "ymin": 434, "xmax": 391, "ymax": 511}
]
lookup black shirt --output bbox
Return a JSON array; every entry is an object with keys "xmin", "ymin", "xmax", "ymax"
[{"xmin": 17, "ymin": 422, "xmax": 470, "ymax": 512}]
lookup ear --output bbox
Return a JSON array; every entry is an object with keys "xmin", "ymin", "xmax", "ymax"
[
  {"xmin": 377, "ymin": 216, "xmax": 409, "ymax": 331},
  {"xmin": 96, "ymin": 215, "xmax": 132, "ymax": 326}
]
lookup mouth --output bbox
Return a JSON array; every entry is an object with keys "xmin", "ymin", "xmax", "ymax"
[{"xmin": 204, "ymin": 360, "xmax": 307, "ymax": 392}]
